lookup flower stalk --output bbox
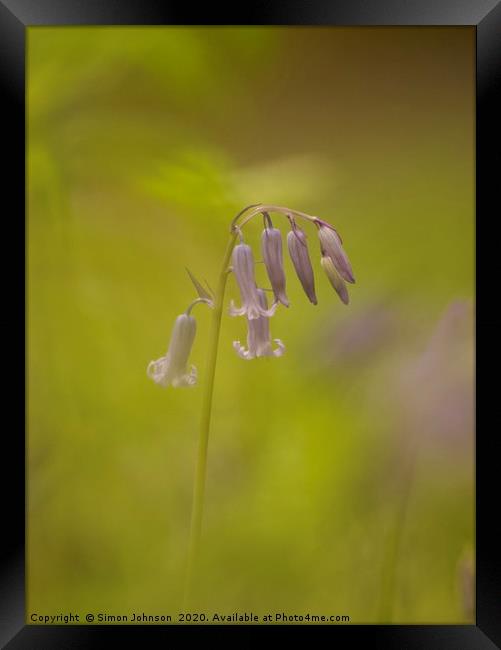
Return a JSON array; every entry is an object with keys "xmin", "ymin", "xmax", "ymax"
[{"xmin": 183, "ymin": 229, "xmax": 238, "ymax": 607}]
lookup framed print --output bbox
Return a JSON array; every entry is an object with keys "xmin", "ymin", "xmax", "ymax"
[{"xmin": 1, "ymin": 1, "xmax": 499, "ymax": 647}]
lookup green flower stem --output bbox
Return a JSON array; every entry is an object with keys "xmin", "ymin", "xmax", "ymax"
[
  {"xmin": 379, "ymin": 446, "xmax": 417, "ymax": 622},
  {"xmin": 183, "ymin": 230, "xmax": 238, "ymax": 608}
]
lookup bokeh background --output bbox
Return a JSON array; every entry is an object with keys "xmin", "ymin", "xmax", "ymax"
[{"xmin": 27, "ymin": 27, "xmax": 474, "ymax": 623}]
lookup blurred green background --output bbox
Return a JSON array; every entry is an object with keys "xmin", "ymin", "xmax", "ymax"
[{"xmin": 27, "ymin": 27, "xmax": 474, "ymax": 623}]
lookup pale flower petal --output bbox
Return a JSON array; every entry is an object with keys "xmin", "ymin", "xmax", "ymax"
[
  {"xmin": 272, "ymin": 339, "xmax": 286, "ymax": 357},
  {"xmin": 229, "ymin": 300, "xmax": 248, "ymax": 317},
  {"xmin": 147, "ymin": 356, "xmax": 172, "ymax": 387},
  {"xmin": 172, "ymin": 364, "xmax": 198, "ymax": 387},
  {"xmin": 233, "ymin": 340, "xmax": 253, "ymax": 360}
]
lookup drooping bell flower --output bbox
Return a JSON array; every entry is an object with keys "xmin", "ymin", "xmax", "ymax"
[
  {"xmin": 316, "ymin": 221, "xmax": 355, "ymax": 284},
  {"xmin": 233, "ymin": 288, "xmax": 285, "ymax": 359},
  {"xmin": 320, "ymin": 255, "xmax": 349, "ymax": 305},
  {"xmin": 230, "ymin": 242, "xmax": 277, "ymax": 320},
  {"xmin": 261, "ymin": 222, "xmax": 289, "ymax": 307},
  {"xmin": 287, "ymin": 225, "xmax": 317, "ymax": 305},
  {"xmin": 147, "ymin": 313, "xmax": 198, "ymax": 387}
]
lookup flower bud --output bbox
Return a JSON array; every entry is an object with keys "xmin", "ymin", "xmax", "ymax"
[
  {"xmin": 261, "ymin": 227, "xmax": 289, "ymax": 307},
  {"xmin": 287, "ymin": 227, "xmax": 317, "ymax": 305},
  {"xmin": 317, "ymin": 223, "xmax": 355, "ymax": 283},
  {"xmin": 320, "ymin": 255, "xmax": 349, "ymax": 305}
]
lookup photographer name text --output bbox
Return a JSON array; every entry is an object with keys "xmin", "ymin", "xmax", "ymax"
[{"xmin": 30, "ymin": 611, "xmax": 350, "ymax": 624}]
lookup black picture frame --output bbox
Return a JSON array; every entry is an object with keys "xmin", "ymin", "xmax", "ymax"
[{"xmin": 1, "ymin": 1, "xmax": 499, "ymax": 647}]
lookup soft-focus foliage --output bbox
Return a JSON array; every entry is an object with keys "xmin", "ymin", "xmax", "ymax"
[{"xmin": 28, "ymin": 27, "xmax": 474, "ymax": 623}]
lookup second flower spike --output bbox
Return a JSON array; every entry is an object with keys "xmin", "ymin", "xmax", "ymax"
[{"xmin": 261, "ymin": 220, "xmax": 289, "ymax": 307}]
